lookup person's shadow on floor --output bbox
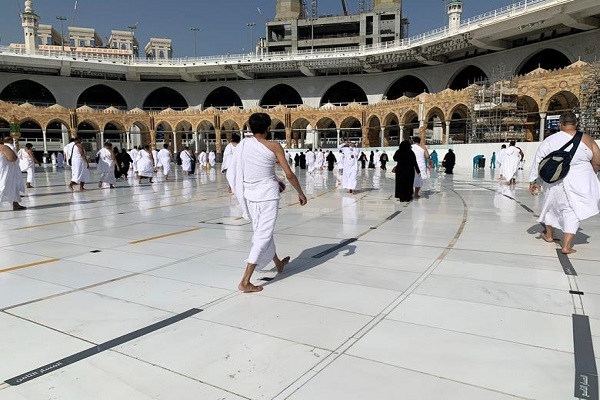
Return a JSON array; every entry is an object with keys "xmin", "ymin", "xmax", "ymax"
[
  {"xmin": 527, "ymin": 224, "xmax": 590, "ymax": 245},
  {"xmin": 259, "ymin": 239, "xmax": 357, "ymax": 287}
]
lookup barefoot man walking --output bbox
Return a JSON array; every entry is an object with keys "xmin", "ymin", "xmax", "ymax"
[{"xmin": 227, "ymin": 113, "xmax": 308, "ymax": 293}]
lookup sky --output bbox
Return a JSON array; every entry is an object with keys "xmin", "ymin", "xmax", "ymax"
[{"xmin": 0, "ymin": 0, "xmax": 515, "ymax": 57}]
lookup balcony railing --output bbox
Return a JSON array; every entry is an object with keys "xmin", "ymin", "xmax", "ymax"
[{"xmin": 0, "ymin": 0, "xmax": 571, "ymax": 67}]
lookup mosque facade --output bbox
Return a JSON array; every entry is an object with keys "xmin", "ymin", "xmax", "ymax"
[{"xmin": 0, "ymin": 0, "xmax": 599, "ymax": 155}]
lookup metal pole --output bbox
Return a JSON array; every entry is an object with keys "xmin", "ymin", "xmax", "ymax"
[
  {"xmin": 247, "ymin": 23, "xmax": 256, "ymax": 54},
  {"xmin": 190, "ymin": 28, "xmax": 200, "ymax": 57},
  {"xmin": 56, "ymin": 16, "xmax": 67, "ymax": 52}
]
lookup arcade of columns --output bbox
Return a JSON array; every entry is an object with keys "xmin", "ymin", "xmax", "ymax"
[{"xmin": 0, "ymin": 60, "xmax": 592, "ymax": 154}]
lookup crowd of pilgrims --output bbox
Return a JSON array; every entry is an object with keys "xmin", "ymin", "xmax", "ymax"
[{"xmin": 0, "ymin": 133, "xmax": 454, "ymax": 210}]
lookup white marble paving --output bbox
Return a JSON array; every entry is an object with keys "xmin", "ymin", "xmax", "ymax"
[{"xmin": 0, "ymin": 165, "xmax": 597, "ymax": 399}]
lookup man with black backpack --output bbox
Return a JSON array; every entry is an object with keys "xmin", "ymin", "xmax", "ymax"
[{"xmin": 529, "ymin": 111, "xmax": 600, "ymax": 254}]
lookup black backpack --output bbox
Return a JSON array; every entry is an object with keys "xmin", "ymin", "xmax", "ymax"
[{"xmin": 538, "ymin": 131, "xmax": 583, "ymax": 184}]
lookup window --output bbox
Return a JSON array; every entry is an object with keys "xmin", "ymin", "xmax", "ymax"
[{"xmin": 79, "ymin": 40, "xmax": 85, "ymax": 47}]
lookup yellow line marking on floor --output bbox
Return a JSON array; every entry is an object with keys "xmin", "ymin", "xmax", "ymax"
[
  {"xmin": 233, "ymin": 217, "xmax": 244, "ymax": 221},
  {"xmin": 12, "ymin": 218, "xmax": 91, "ymax": 230},
  {"xmin": 0, "ymin": 259, "xmax": 60, "ymax": 274},
  {"xmin": 129, "ymin": 228, "xmax": 202, "ymax": 244}
]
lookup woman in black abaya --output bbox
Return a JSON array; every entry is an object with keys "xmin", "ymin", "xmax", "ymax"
[{"xmin": 393, "ymin": 140, "xmax": 421, "ymax": 201}]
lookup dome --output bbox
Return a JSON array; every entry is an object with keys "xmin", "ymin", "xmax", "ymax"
[
  {"xmin": 47, "ymin": 104, "xmax": 67, "ymax": 111},
  {"xmin": 19, "ymin": 102, "xmax": 36, "ymax": 109},
  {"xmin": 103, "ymin": 106, "xmax": 122, "ymax": 114},
  {"xmin": 526, "ymin": 67, "xmax": 547, "ymax": 76},
  {"xmin": 76, "ymin": 105, "xmax": 95, "ymax": 113},
  {"xmin": 128, "ymin": 107, "xmax": 145, "ymax": 114},
  {"xmin": 202, "ymin": 107, "xmax": 218, "ymax": 114},
  {"xmin": 159, "ymin": 107, "xmax": 176, "ymax": 114},
  {"xmin": 320, "ymin": 102, "xmax": 336, "ymax": 110}
]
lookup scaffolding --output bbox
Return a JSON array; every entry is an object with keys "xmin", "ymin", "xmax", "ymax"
[
  {"xmin": 577, "ymin": 61, "xmax": 600, "ymax": 139},
  {"xmin": 467, "ymin": 74, "xmax": 529, "ymax": 143}
]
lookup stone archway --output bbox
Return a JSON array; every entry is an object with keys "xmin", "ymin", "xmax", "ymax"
[
  {"xmin": 425, "ymin": 107, "xmax": 445, "ymax": 144},
  {"xmin": 447, "ymin": 104, "xmax": 468, "ymax": 144},
  {"xmin": 315, "ymin": 117, "xmax": 337, "ymax": 149},
  {"xmin": 321, "ymin": 81, "xmax": 368, "ymax": 106}
]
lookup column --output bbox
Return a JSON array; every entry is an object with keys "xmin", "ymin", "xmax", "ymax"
[
  {"xmin": 380, "ymin": 127, "xmax": 385, "ymax": 148},
  {"xmin": 285, "ymin": 127, "xmax": 292, "ymax": 149},
  {"xmin": 193, "ymin": 131, "xmax": 199, "ymax": 152},
  {"xmin": 42, "ymin": 128, "xmax": 48, "ymax": 154},
  {"xmin": 336, "ymin": 129, "xmax": 341, "ymax": 147},
  {"xmin": 538, "ymin": 112, "xmax": 547, "ymax": 142},
  {"xmin": 361, "ymin": 126, "xmax": 369, "ymax": 147},
  {"xmin": 419, "ymin": 120, "xmax": 426, "ymax": 141},
  {"xmin": 150, "ymin": 129, "xmax": 157, "ymax": 149},
  {"xmin": 399, "ymin": 125, "xmax": 405, "ymax": 141},
  {"xmin": 215, "ymin": 128, "xmax": 222, "ymax": 153},
  {"xmin": 126, "ymin": 130, "xmax": 131, "ymax": 150},
  {"xmin": 173, "ymin": 132, "xmax": 178, "ymax": 153},
  {"xmin": 445, "ymin": 121, "xmax": 451, "ymax": 145},
  {"xmin": 99, "ymin": 131, "xmax": 105, "ymax": 146}
]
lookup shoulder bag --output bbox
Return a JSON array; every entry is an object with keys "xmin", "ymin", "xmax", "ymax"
[{"xmin": 538, "ymin": 131, "xmax": 583, "ymax": 184}]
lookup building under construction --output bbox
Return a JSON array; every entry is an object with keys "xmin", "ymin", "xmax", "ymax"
[
  {"xmin": 578, "ymin": 61, "xmax": 600, "ymax": 139},
  {"xmin": 266, "ymin": 0, "xmax": 408, "ymax": 54},
  {"xmin": 467, "ymin": 76, "xmax": 529, "ymax": 143}
]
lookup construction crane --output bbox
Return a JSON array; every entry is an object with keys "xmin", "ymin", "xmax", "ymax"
[{"xmin": 341, "ymin": 0, "xmax": 349, "ymax": 16}]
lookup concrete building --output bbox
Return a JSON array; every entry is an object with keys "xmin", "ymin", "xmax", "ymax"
[
  {"xmin": 145, "ymin": 38, "xmax": 173, "ymax": 60},
  {"xmin": 266, "ymin": 0, "xmax": 407, "ymax": 53}
]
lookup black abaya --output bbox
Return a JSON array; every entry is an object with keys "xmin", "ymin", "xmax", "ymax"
[{"xmin": 393, "ymin": 147, "xmax": 420, "ymax": 201}]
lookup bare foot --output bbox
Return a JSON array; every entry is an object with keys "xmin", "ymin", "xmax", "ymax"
[
  {"xmin": 80, "ymin": 188, "xmax": 87, "ymax": 192},
  {"xmin": 238, "ymin": 283, "xmax": 264, "ymax": 293},
  {"xmin": 562, "ymin": 248, "xmax": 577, "ymax": 254},
  {"xmin": 541, "ymin": 235, "xmax": 556, "ymax": 243},
  {"xmin": 275, "ymin": 256, "xmax": 291, "ymax": 274},
  {"xmin": 68, "ymin": 183, "xmax": 74, "ymax": 191}
]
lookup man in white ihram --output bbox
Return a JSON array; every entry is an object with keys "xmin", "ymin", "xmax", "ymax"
[
  {"xmin": 339, "ymin": 141, "xmax": 359, "ymax": 194},
  {"xmin": 306, "ymin": 149, "xmax": 316, "ymax": 174},
  {"xmin": 227, "ymin": 113, "xmax": 307, "ymax": 293},
  {"xmin": 529, "ymin": 111, "xmax": 600, "ymax": 254},
  {"xmin": 500, "ymin": 141, "xmax": 523, "ymax": 185},
  {"xmin": 411, "ymin": 137, "xmax": 431, "ymax": 198},
  {"xmin": 157, "ymin": 144, "xmax": 173, "ymax": 181}
]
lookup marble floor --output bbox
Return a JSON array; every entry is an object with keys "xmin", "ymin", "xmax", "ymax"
[{"xmin": 0, "ymin": 162, "xmax": 598, "ymax": 400}]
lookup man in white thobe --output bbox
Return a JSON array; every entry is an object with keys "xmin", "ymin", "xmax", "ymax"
[
  {"xmin": 306, "ymin": 149, "xmax": 316, "ymax": 174},
  {"xmin": 68, "ymin": 136, "xmax": 90, "ymax": 192},
  {"xmin": 411, "ymin": 137, "xmax": 431, "ymax": 198},
  {"xmin": 500, "ymin": 141, "xmax": 523, "ymax": 185},
  {"xmin": 96, "ymin": 142, "xmax": 119, "ymax": 188},
  {"xmin": 374, "ymin": 149, "xmax": 382, "ymax": 169},
  {"xmin": 198, "ymin": 150, "xmax": 207, "ymax": 170},
  {"xmin": 222, "ymin": 134, "xmax": 240, "ymax": 193},
  {"xmin": 156, "ymin": 144, "xmax": 173, "ymax": 181},
  {"xmin": 316, "ymin": 150, "xmax": 324, "ymax": 170},
  {"xmin": 227, "ymin": 113, "xmax": 307, "ymax": 293},
  {"xmin": 129, "ymin": 146, "xmax": 140, "ymax": 177},
  {"xmin": 529, "ymin": 112, "xmax": 600, "ymax": 254},
  {"xmin": 208, "ymin": 151, "xmax": 216, "ymax": 168},
  {"xmin": 339, "ymin": 142, "xmax": 360, "ymax": 194},
  {"xmin": 1, "ymin": 138, "xmax": 26, "ymax": 210},
  {"xmin": 18, "ymin": 143, "xmax": 39, "ymax": 188}
]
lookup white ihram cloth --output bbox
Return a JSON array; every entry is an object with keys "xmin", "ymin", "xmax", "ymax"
[
  {"xmin": 129, "ymin": 149, "xmax": 139, "ymax": 172},
  {"xmin": 316, "ymin": 151, "xmax": 324, "ymax": 169},
  {"xmin": 136, "ymin": 150, "xmax": 154, "ymax": 178},
  {"xmin": 208, "ymin": 151, "xmax": 216, "ymax": 167},
  {"xmin": 18, "ymin": 149, "xmax": 35, "ymax": 183},
  {"xmin": 529, "ymin": 131, "xmax": 600, "ymax": 234},
  {"xmin": 374, "ymin": 151, "xmax": 382, "ymax": 168},
  {"xmin": 412, "ymin": 144, "xmax": 429, "ymax": 188},
  {"xmin": 198, "ymin": 151, "xmax": 207, "ymax": 168},
  {"xmin": 56, "ymin": 152, "xmax": 64, "ymax": 168},
  {"xmin": 500, "ymin": 146, "xmax": 520, "ymax": 180},
  {"xmin": 306, "ymin": 151, "xmax": 316, "ymax": 173},
  {"xmin": 157, "ymin": 149, "xmax": 172, "ymax": 176},
  {"xmin": 227, "ymin": 137, "xmax": 281, "ymax": 270},
  {"xmin": 339, "ymin": 145, "xmax": 359, "ymax": 190},
  {"xmin": 496, "ymin": 148, "xmax": 507, "ymax": 170},
  {"xmin": 97, "ymin": 148, "xmax": 117, "ymax": 185},
  {"xmin": 181, "ymin": 150, "xmax": 194, "ymax": 172},
  {"xmin": 152, "ymin": 150, "xmax": 160, "ymax": 167},
  {"xmin": 221, "ymin": 143, "xmax": 236, "ymax": 172},
  {"xmin": 70, "ymin": 144, "xmax": 90, "ymax": 184},
  {"xmin": 0, "ymin": 147, "xmax": 22, "ymax": 203}
]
